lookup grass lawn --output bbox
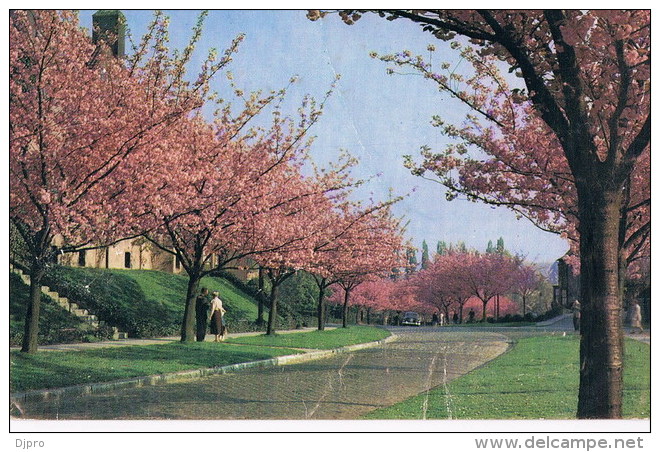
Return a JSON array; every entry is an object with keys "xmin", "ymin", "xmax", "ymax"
[
  {"xmin": 363, "ymin": 335, "xmax": 650, "ymax": 419},
  {"xmin": 121, "ymin": 269, "xmax": 259, "ymax": 321},
  {"xmin": 10, "ymin": 273, "xmax": 93, "ymax": 345},
  {"xmin": 10, "ymin": 342, "xmax": 301, "ymax": 393},
  {"xmin": 33, "ymin": 266, "xmax": 260, "ymax": 337},
  {"xmin": 227, "ymin": 325, "xmax": 391, "ymax": 349},
  {"xmin": 124, "ymin": 269, "xmax": 261, "ymax": 331}
]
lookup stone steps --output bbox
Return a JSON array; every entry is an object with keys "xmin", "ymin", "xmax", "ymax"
[{"xmin": 10, "ymin": 265, "xmax": 128, "ymax": 340}]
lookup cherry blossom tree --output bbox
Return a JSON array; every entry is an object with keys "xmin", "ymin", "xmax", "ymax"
[
  {"xmin": 440, "ymin": 253, "xmax": 479, "ymax": 323},
  {"xmin": 411, "ymin": 251, "xmax": 475, "ymax": 323},
  {"xmin": 411, "ymin": 263, "xmax": 454, "ymax": 321},
  {"xmin": 329, "ymin": 276, "xmax": 416, "ymax": 325},
  {"xmin": 311, "ymin": 9, "xmax": 650, "ymax": 418},
  {"xmin": 513, "ymin": 264, "xmax": 544, "ymax": 317},
  {"xmin": 142, "ymin": 113, "xmax": 271, "ymax": 341},
  {"xmin": 350, "ymin": 278, "xmax": 395, "ymax": 323},
  {"xmin": 290, "ymin": 153, "xmax": 364, "ymax": 331},
  {"xmin": 327, "ymin": 206, "xmax": 406, "ymax": 328},
  {"xmin": 145, "ymin": 80, "xmax": 344, "ymax": 340},
  {"xmin": 388, "ymin": 45, "xmax": 649, "ymax": 282},
  {"xmin": 463, "ymin": 295, "xmax": 519, "ymax": 321},
  {"xmin": 252, "ymin": 173, "xmax": 344, "ymax": 336},
  {"xmin": 306, "ymin": 188, "xmax": 404, "ymax": 330},
  {"xmin": 411, "ymin": 247, "xmax": 540, "ymax": 322},
  {"xmin": 9, "ymin": 10, "xmax": 229, "ymax": 352},
  {"xmin": 446, "ymin": 252, "xmax": 518, "ymax": 322}
]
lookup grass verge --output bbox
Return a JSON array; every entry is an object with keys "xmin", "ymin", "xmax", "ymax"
[
  {"xmin": 363, "ymin": 335, "xmax": 650, "ymax": 419},
  {"xmin": 10, "ymin": 342, "xmax": 300, "ymax": 393},
  {"xmin": 226, "ymin": 325, "xmax": 391, "ymax": 349},
  {"xmin": 10, "ymin": 326, "xmax": 390, "ymax": 393}
]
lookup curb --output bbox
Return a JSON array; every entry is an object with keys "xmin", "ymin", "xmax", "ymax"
[{"xmin": 10, "ymin": 334, "xmax": 397, "ymax": 406}]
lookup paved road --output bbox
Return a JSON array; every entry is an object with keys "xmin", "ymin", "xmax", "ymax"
[{"xmin": 16, "ymin": 328, "xmax": 510, "ymax": 420}]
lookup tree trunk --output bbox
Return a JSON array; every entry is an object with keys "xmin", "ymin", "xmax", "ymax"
[
  {"xmin": 316, "ymin": 279, "xmax": 326, "ymax": 331},
  {"xmin": 342, "ymin": 289, "xmax": 351, "ymax": 328},
  {"xmin": 481, "ymin": 299, "xmax": 488, "ymax": 322},
  {"xmin": 576, "ymin": 186, "xmax": 624, "ymax": 419},
  {"xmin": 256, "ymin": 266, "xmax": 265, "ymax": 325},
  {"xmin": 21, "ymin": 263, "xmax": 46, "ymax": 353},
  {"xmin": 266, "ymin": 269, "xmax": 295, "ymax": 335},
  {"xmin": 266, "ymin": 282, "xmax": 279, "ymax": 336},
  {"xmin": 180, "ymin": 273, "xmax": 201, "ymax": 342},
  {"xmin": 523, "ymin": 295, "xmax": 527, "ymax": 317}
]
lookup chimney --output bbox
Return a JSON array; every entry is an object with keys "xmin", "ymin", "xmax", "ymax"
[{"xmin": 92, "ymin": 10, "xmax": 125, "ymax": 58}]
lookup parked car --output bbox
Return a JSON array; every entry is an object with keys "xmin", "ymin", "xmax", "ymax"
[{"xmin": 401, "ymin": 311, "xmax": 421, "ymax": 326}]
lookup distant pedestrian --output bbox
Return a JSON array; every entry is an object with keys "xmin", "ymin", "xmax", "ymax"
[
  {"xmin": 468, "ymin": 309, "xmax": 475, "ymax": 323},
  {"xmin": 571, "ymin": 299, "xmax": 581, "ymax": 332},
  {"xmin": 209, "ymin": 291, "xmax": 227, "ymax": 342},
  {"xmin": 439, "ymin": 312, "xmax": 445, "ymax": 326},
  {"xmin": 432, "ymin": 313, "xmax": 438, "ymax": 326},
  {"xmin": 452, "ymin": 312, "xmax": 459, "ymax": 324},
  {"xmin": 630, "ymin": 301, "xmax": 644, "ymax": 334},
  {"xmin": 195, "ymin": 287, "xmax": 211, "ymax": 342}
]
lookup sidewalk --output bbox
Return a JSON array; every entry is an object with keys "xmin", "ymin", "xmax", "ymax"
[
  {"xmin": 9, "ymin": 326, "xmax": 329, "ymax": 353},
  {"xmin": 534, "ymin": 314, "xmax": 650, "ymax": 344},
  {"xmin": 626, "ymin": 330, "xmax": 650, "ymax": 345},
  {"xmin": 534, "ymin": 313, "xmax": 572, "ymax": 327}
]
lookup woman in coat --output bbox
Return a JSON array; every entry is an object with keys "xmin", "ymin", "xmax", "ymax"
[
  {"xmin": 571, "ymin": 300, "xmax": 581, "ymax": 332},
  {"xmin": 630, "ymin": 301, "xmax": 644, "ymax": 334},
  {"xmin": 209, "ymin": 292, "xmax": 227, "ymax": 342}
]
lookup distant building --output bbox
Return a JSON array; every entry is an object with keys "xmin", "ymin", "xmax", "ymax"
[
  {"xmin": 553, "ymin": 254, "xmax": 650, "ymax": 328},
  {"xmin": 57, "ymin": 237, "xmax": 183, "ymax": 273},
  {"xmin": 212, "ymin": 255, "xmax": 260, "ymax": 281},
  {"xmin": 58, "ymin": 237, "xmax": 258, "ymax": 281},
  {"xmin": 92, "ymin": 10, "xmax": 125, "ymax": 57}
]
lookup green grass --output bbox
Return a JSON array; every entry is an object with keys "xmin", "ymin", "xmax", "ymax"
[
  {"xmin": 10, "ymin": 273, "xmax": 81, "ymax": 332},
  {"xmin": 364, "ymin": 335, "xmax": 650, "ymax": 420},
  {"xmin": 36, "ymin": 266, "xmax": 260, "ymax": 337},
  {"xmin": 10, "ymin": 342, "xmax": 300, "ymax": 393},
  {"xmin": 622, "ymin": 339, "xmax": 652, "ymax": 417},
  {"xmin": 10, "ymin": 273, "xmax": 100, "ymax": 346},
  {"xmin": 227, "ymin": 325, "xmax": 390, "ymax": 349},
  {"xmin": 10, "ymin": 326, "xmax": 390, "ymax": 393},
  {"xmin": 104, "ymin": 269, "xmax": 259, "ymax": 320}
]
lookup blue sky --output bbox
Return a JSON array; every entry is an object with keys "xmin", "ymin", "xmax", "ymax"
[{"xmin": 78, "ymin": 9, "xmax": 570, "ymax": 264}]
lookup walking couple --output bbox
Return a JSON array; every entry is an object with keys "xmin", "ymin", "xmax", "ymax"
[{"xmin": 195, "ymin": 288, "xmax": 228, "ymax": 342}]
